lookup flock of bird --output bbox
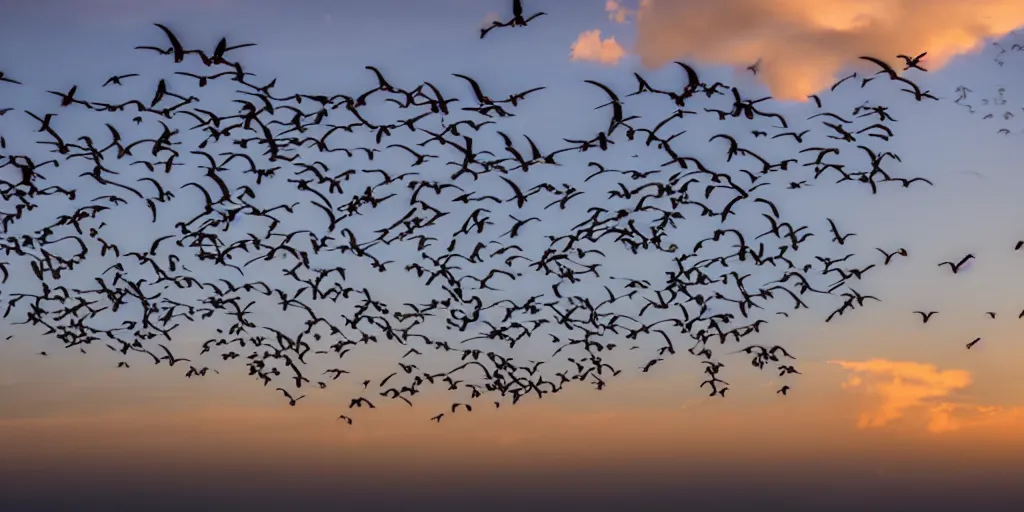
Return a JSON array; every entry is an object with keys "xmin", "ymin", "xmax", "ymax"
[
  {"xmin": 0, "ymin": 2, "xmax": 1015, "ymax": 424},
  {"xmin": 954, "ymin": 33, "xmax": 1024, "ymax": 135}
]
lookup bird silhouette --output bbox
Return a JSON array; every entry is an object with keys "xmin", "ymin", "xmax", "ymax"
[
  {"xmin": 913, "ymin": 311, "xmax": 938, "ymax": 323},
  {"xmin": 938, "ymin": 254, "xmax": 974, "ymax": 274}
]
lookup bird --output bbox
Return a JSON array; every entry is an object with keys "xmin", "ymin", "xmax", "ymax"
[
  {"xmin": 152, "ymin": 23, "xmax": 188, "ymax": 63},
  {"xmin": 877, "ymin": 247, "xmax": 908, "ymax": 265},
  {"xmin": 47, "ymin": 85, "xmax": 85, "ymax": 107},
  {"xmin": 896, "ymin": 52, "xmax": 928, "ymax": 71},
  {"xmin": 913, "ymin": 311, "xmax": 938, "ymax": 323},
  {"xmin": 210, "ymin": 36, "xmax": 257, "ymax": 64},
  {"xmin": 0, "ymin": 71, "xmax": 22, "ymax": 85},
  {"xmin": 350, "ymin": 397, "xmax": 376, "ymax": 408},
  {"xmin": 510, "ymin": 0, "xmax": 546, "ymax": 27},
  {"xmin": 777, "ymin": 385, "xmax": 790, "ymax": 395},
  {"xmin": 481, "ymin": 0, "xmax": 546, "ymax": 38},
  {"xmin": 859, "ymin": 56, "xmax": 899, "ymax": 79},
  {"xmin": 778, "ymin": 365, "xmax": 800, "ymax": 376},
  {"xmin": 826, "ymin": 218, "xmax": 856, "ymax": 245},
  {"xmin": 103, "ymin": 74, "xmax": 139, "ymax": 87},
  {"xmin": 938, "ymin": 254, "xmax": 974, "ymax": 274},
  {"xmin": 157, "ymin": 344, "xmax": 190, "ymax": 366},
  {"xmin": 966, "ymin": 338, "xmax": 981, "ymax": 350},
  {"xmin": 276, "ymin": 388, "xmax": 305, "ymax": 406}
]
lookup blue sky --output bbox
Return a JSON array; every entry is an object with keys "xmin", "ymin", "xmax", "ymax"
[
  {"xmin": 0, "ymin": 0, "xmax": 1021, "ymax": 426},
  {"xmin": 2, "ymin": 0, "xmax": 1024, "ymax": 393}
]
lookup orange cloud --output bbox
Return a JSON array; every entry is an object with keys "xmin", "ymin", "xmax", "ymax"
[
  {"xmin": 631, "ymin": 0, "xmax": 1024, "ymax": 101},
  {"xmin": 570, "ymin": 29, "xmax": 627, "ymax": 65},
  {"xmin": 605, "ymin": 0, "xmax": 632, "ymax": 23},
  {"xmin": 926, "ymin": 402, "xmax": 1024, "ymax": 433},
  {"xmin": 831, "ymin": 359, "xmax": 1024, "ymax": 433}
]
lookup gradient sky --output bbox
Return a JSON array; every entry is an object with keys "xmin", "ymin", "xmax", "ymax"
[{"xmin": 2, "ymin": 1, "xmax": 1024, "ymax": 510}]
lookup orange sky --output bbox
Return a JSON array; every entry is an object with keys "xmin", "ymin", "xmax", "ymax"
[{"xmin": 3, "ymin": 327, "xmax": 1024, "ymax": 505}]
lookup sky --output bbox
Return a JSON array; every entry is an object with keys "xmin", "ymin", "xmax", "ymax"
[{"xmin": 2, "ymin": 0, "xmax": 1024, "ymax": 510}]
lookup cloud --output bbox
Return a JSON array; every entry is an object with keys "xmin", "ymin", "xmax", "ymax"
[
  {"xmin": 631, "ymin": 0, "xmax": 1024, "ymax": 101},
  {"xmin": 605, "ymin": 0, "xmax": 654, "ymax": 24},
  {"xmin": 831, "ymin": 359, "xmax": 1024, "ymax": 433},
  {"xmin": 925, "ymin": 402, "xmax": 1024, "ymax": 433},
  {"xmin": 570, "ymin": 29, "xmax": 628, "ymax": 65},
  {"xmin": 605, "ymin": 0, "xmax": 632, "ymax": 23}
]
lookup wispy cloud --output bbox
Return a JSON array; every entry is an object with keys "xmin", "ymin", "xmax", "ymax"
[
  {"xmin": 570, "ymin": 29, "xmax": 627, "ymax": 65},
  {"xmin": 831, "ymin": 359, "xmax": 1024, "ymax": 433},
  {"xmin": 605, "ymin": 0, "xmax": 633, "ymax": 23},
  {"xmin": 629, "ymin": 0, "xmax": 1024, "ymax": 101},
  {"xmin": 925, "ymin": 401, "xmax": 1024, "ymax": 433}
]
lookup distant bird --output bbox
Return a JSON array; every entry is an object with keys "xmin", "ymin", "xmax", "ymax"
[
  {"xmin": 827, "ymin": 218, "xmax": 856, "ymax": 245},
  {"xmin": 510, "ymin": 0, "xmax": 546, "ymax": 27},
  {"xmin": 966, "ymin": 337, "xmax": 981, "ymax": 350},
  {"xmin": 778, "ymin": 365, "xmax": 800, "ymax": 376},
  {"xmin": 938, "ymin": 254, "xmax": 974, "ymax": 274},
  {"xmin": 152, "ymin": 23, "xmax": 188, "ymax": 63},
  {"xmin": 210, "ymin": 36, "xmax": 256, "ymax": 65},
  {"xmin": 103, "ymin": 74, "xmax": 139, "ymax": 87},
  {"xmin": 777, "ymin": 385, "xmax": 790, "ymax": 395},
  {"xmin": 877, "ymin": 247, "xmax": 908, "ymax": 265},
  {"xmin": 276, "ymin": 388, "xmax": 305, "ymax": 406},
  {"xmin": 481, "ymin": 0, "xmax": 546, "ymax": 38},
  {"xmin": 897, "ymin": 52, "xmax": 928, "ymax": 71},
  {"xmin": 48, "ymin": 85, "xmax": 83, "ymax": 107},
  {"xmin": 350, "ymin": 397, "xmax": 376, "ymax": 408},
  {"xmin": 913, "ymin": 311, "xmax": 938, "ymax": 323},
  {"xmin": 157, "ymin": 344, "xmax": 190, "ymax": 366}
]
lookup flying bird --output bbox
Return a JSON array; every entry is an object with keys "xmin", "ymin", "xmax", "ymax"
[
  {"xmin": 913, "ymin": 311, "xmax": 937, "ymax": 323},
  {"xmin": 938, "ymin": 254, "xmax": 974, "ymax": 274}
]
